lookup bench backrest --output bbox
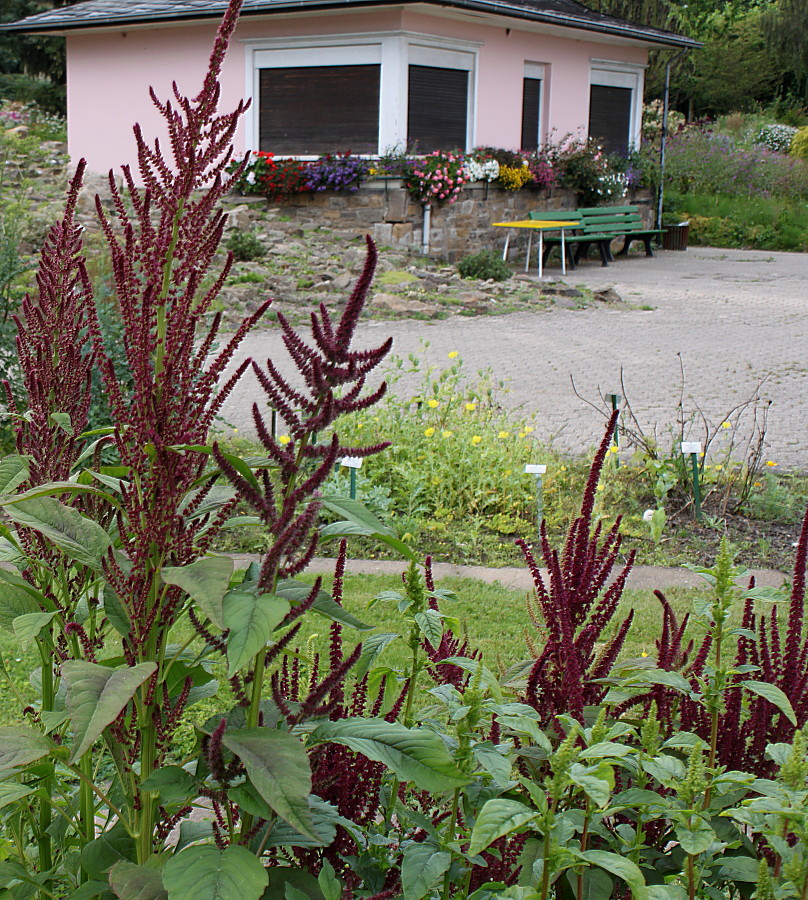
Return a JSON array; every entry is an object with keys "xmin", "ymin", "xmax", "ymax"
[{"xmin": 529, "ymin": 205, "xmax": 645, "ymax": 235}]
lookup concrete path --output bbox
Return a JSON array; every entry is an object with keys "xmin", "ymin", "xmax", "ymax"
[{"xmin": 220, "ymin": 246, "xmax": 808, "ymax": 469}]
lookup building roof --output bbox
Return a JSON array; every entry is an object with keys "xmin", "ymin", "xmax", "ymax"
[{"xmin": 1, "ymin": 0, "xmax": 700, "ymax": 49}]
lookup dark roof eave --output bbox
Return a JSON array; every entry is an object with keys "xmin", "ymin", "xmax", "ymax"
[{"xmin": 0, "ymin": 0, "xmax": 701, "ymax": 49}]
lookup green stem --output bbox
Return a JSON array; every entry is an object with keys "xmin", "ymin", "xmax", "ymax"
[
  {"xmin": 687, "ymin": 854, "xmax": 696, "ymax": 900},
  {"xmin": 37, "ymin": 642, "xmax": 54, "ymax": 876},
  {"xmin": 442, "ymin": 788, "xmax": 461, "ymax": 900},
  {"xmin": 577, "ymin": 804, "xmax": 591, "ymax": 900},
  {"xmin": 79, "ymin": 754, "xmax": 94, "ymax": 882}
]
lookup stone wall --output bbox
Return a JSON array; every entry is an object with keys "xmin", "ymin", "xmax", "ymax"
[{"xmin": 231, "ymin": 181, "xmax": 654, "ymax": 261}]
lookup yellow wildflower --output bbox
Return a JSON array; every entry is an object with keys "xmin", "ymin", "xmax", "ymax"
[
  {"xmin": 424, "ymin": 427, "xmax": 435, "ymax": 437},
  {"xmin": 596, "ymin": 483, "xmax": 605, "ymax": 492},
  {"xmin": 471, "ymin": 435, "xmax": 482, "ymax": 445},
  {"xmin": 428, "ymin": 399, "xmax": 439, "ymax": 409},
  {"xmin": 721, "ymin": 421, "xmax": 731, "ymax": 429},
  {"xmin": 608, "ymin": 445, "xmax": 619, "ymax": 455},
  {"xmin": 498, "ymin": 430, "xmax": 510, "ymax": 439},
  {"xmin": 524, "ymin": 426, "xmax": 534, "ymax": 433},
  {"xmin": 505, "ymin": 468, "xmax": 512, "ymax": 476},
  {"xmin": 442, "ymin": 430, "xmax": 453, "ymax": 438},
  {"xmin": 465, "ymin": 402, "xmax": 476, "ymax": 411},
  {"xmin": 641, "ymin": 651, "xmax": 649, "ymax": 658},
  {"xmin": 448, "ymin": 350, "xmax": 459, "ymax": 359},
  {"xmin": 279, "ymin": 435, "xmax": 291, "ymax": 445},
  {"xmin": 766, "ymin": 460, "xmax": 778, "ymax": 467}
]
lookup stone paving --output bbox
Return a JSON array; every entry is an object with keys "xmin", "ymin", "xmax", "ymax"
[{"xmin": 220, "ymin": 246, "xmax": 808, "ymax": 470}]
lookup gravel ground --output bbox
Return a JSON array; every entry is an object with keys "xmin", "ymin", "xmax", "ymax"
[{"xmin": 220, "ymin": 245, "xmax": 808, "ymax": 471}]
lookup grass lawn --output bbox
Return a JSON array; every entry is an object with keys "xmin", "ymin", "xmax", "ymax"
[{"xmin": 0, "ymin": 570, "xmax": 757, "ymax": 747}]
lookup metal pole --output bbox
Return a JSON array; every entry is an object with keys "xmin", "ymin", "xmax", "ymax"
[
  {"xmin": 605, "ymin": 393, "xmax": 621, "ymax": 467},
  {"xmin": 656, "ymin": 57, "xmax": 672, "ymax": 232},
  {"xmin": 681, "ymin": 442, "xmax": 702, "ymax": 521}
]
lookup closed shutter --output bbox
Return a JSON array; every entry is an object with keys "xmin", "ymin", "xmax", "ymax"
[
  {"xmin": 407, "ymin": 65, "xmax": 468, "ymax": 152},
  {"xmin": 520, "ymin": 77, "xmax": 541, "ymax": 151},
  {"xmin": 588, "ymin": 84, "xmax": 632, "ymax": 155},
  {"xmin": 259, "ymin": 64, "xmax": 380, "ymax": 154}
]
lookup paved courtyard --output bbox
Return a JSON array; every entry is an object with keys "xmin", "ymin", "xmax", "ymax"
[{"xmin": 220, "ymin": 246, "xmax": 808, "ymax": 470}]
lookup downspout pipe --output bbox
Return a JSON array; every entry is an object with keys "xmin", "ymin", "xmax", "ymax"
[{"xmin": 656, "ymin": 48, "xmax": 688, "ymax": 230}]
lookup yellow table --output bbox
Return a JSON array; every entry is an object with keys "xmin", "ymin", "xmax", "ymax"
[{"xmin": 492, "ymin": 219, "xmax": 580, "ymax": 278}]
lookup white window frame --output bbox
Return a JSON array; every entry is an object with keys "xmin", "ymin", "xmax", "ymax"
[
  {"xmin": 242, "ymin": 32, "xmax": 480, "ymax": 156},
  {"xmin": 522, "ymin": 61, "xmax": 546, "ymax": 149},
  {"xmin": 589, "ymin": 59, "xmax": 646, "ymax": 151}
]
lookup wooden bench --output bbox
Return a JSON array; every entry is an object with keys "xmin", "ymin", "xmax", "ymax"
[
  {"xmin": 528, "ymin": 208, "xmax": 616, "ymax": 268},
  {"xmin": 529, "ymin": 205, "xmax": 665, "ymax": 268}
]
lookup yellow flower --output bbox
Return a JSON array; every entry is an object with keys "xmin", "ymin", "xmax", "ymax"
[
  {"xmin": 641, "ymin": 651, "xmax": 649, "ymax": 658},
  {"xmin": 279, "ymin": 435, "xmax": 291, "ymax": 445},
  {"xmin": 766, "ymin": 460, "xmax": 778, "ymax": 467},
  {"xmin": 517, "ymin": 431, "xmax": 526, "ymax": 438},
  {"xmin": 431, "ymin": 475, "xmax": 441, "ymax": 485},
  {"xmin": 424, "ymin": 427, "xmax": 435, "ymax": 437},
  {"xmin": 442, "ymin": 430, "xmax": 453, "ymax": 438},
  {"xmin": 505, "ymin": 468, "xmax": 512, "ymax": 476},
  {"xmin": 471, "ymin": 435, "xmax": 482, "ymax": 445},
  {"xmin": 721, "ymin": 421, "xmax": 732, "ymax": 429},
  {"xmin": 448, "ymin": 350, "xmax": 459, "ymax": 359},
  {"xmin": 596, "ymin": 483, "xmax": 605, "ymax": 492},
  {"xmin": 498, "ymin": 430, "xmax": 510, "ymax": 439},
  {"xmin": 754, "ymin": 481, "xmax": 762, "ymax": 487},
  {"xmin": 714, "ymin": 464, "xmax": 723, "ymax": 471},
  {"xmin": 608, "ymin": 445, "xmax": 619, "ymax": 455},
  {"xmin": 465, "ymin": 402, "xmax": 476, "ymax": 411},
  {"xmin": 357, "ymin": 422, "xmax": 364, "ymax": 429},
  {"xmin": 524, "ymin": 426, "xmax": 534, "ymax": 433}
]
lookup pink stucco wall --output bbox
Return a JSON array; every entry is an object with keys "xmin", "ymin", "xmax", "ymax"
[{"xmin": 66, "ymin": 8, "xmax": 648, "ymax": 175}]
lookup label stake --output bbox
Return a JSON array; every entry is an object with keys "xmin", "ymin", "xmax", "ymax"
[{"xmin": 525, "ymin": 464, "xmax": 547, "ymax": 538}]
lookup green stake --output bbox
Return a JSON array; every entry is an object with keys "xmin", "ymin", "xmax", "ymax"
[
  {"xmin": 525, "ymin": 464, "xmax": 547, "ymax": 539},
  {"xmin": 605, "ymin": 392, "xmax": 621, "ymax": 467},
  {"xmin": 340, "ymin": 456, "xmax": 362, "ymax": 500},
  {"xmin": 681, "ymin": 441, "xmax": 702, "ymax": 520}
]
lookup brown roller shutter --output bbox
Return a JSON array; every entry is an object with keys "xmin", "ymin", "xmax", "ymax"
[
  {"xmin": 588, "ymin": 84, "xmax": 632, "ymax": 155},
  {"xmin": 407, "ymin": 65, "xmax": 468, "ymax": 152},
  {"xmin": 259, "ymin": 64, "xmax": 380, "ymax": 154},
  {"xmin": 520, "ymin": 77, "xmax": 541, "ymax": 151}
]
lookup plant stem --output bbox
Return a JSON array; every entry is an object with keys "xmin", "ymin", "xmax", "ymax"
[
  {"xmin": 442, "ymin": 788, "xmax": 461, "ymax": 900},
  {"xmin": 37, "ymin": 643, "xmax": 54, "ymax": 876},
  {"xmin": 79, "ymin": 754, "xmax": 94, "ymax": 882}
]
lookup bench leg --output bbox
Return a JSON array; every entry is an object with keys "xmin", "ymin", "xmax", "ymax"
[
  {"xmin": 615, "ymin": 236, "xmax": 631, "ymax": 257},
  {"xmin": 597, "ymin": 241, "xmax": 610, "ymax": 267},
  {"xmin": 642, "ymin": 236, "xmax": 655, "ymax": 257}
]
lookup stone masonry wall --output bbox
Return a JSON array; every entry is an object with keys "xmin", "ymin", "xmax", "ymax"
[{"xmin": 245, "ymin": 181, "xmax": 654, "ymax": 261}]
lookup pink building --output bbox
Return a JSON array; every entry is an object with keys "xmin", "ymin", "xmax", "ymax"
[{"xmin": 6, "ymin": 0, "xmax": 697, "ymax": 176}]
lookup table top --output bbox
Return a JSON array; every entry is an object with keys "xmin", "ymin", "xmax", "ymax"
[{"xmin": 492, "ymin": 219, "xmax": 579, "ymax": 229}]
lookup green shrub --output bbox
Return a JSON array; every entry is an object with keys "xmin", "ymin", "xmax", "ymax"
[
  {"xmin": 791, "ymin": 126, "xmax": 808, "ymax": 160},
  {"xmin": 225, "ymin": 228, "xmax": 264, "ymax": 261},
  {"xmin": 457, "ymin": 249, "xmax": 511, "ymax": 281}
]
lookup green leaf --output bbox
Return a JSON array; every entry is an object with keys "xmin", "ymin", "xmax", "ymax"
[
  {"xmin": 474, "ymin": 743, "xmax": 513, "ymax": 787},
  {"xmin": 741, "ymin": 680, "xmax": 798, "ymax": 726},
  {"xmin": 62, "ymin": 661, "xmax": 157, "ymax": 762},
  {"xmin": 717, "ymin": 856, "xmax": 760, "ymax": 882},
  {"xmin": 320, "ymin": 495, "xmax": 397, "ymax": 538},
  {"xmin": 317, "ymin": 862, "xmax": 341, "ymax": 900},
  {"xmin": 468, "ymin": 799, "xmax": 539, "ymax": 855},
  {"xmin": 311, "ymin": 717, "xmax": 471, "ymax": 793},
  {"xmin": 673, "ymin": 819, "xmax": 715, "ymax": 856},
  {"xmin": 0, "ymin": 726, "xmax": 52, "ymax": 768},
  {"xmin": 223, "ymin": 591, "xmax": 289, "ymax": 677},
  {"xmin": 275, "ymin": 579, "xmax": 371, "ymax": 631},
  {"xmin": 12, "ymin": 612, "xmax": 55, "ymax": 649},
  {"xmin": 354, "ymin": 632, "xmax": 400, "ymax": 679},
  {"xmin": 0, "ymin": 782, "xmax": 35, "ymax": 809},
  {"xmin": 2, "ymin": 496, "xmax": 111, "ymax": 571},
  {"xmin": 0, "ymin": 569, "xmax": 46, "ymax": 630},
  {"xmin": 569, "ymin": 763, "xmax": 614, "ymax": 808},
  {"xmin": 578, "ymin": 851, "xmax": 646, "ymax": 900},
  {"xmin": 67, "ymin": 880, "xmax": 111, "ymax": 900},
  {"xmin": 264, "ymin": 868, "xmax": 322, "ymax": 900},
  {"xmin": 81, "ymin": 822, "xmax": 135, "ymax": 880},
  {"xmin": 162, "ymin": 558, "xmax": 233, "ymax": 631},
  {"xmin": 109, "ymin": 860, "xmax": 168, "ymax": 900},
  {"xmin": 415, "ymin": 609, "xmax": 443, "ymax": 649},
  {"xmin": 0, "ymin": 455, "xmax": 29, "ymax": 494},
  {"xmin": 401, "ymin": 843, "xmax": 451, "ymax": 900},
  {"xmin": 140, "ymin": 766, "xmax": 196, "ymax": 807},
  {"xmin": 566, "ymin": 868, "xmax": 612, "ymax": 900},
  {"xmin": 162, "ymin": 843, "xmax": 268, "ymax": 900},
  {"xmin": 222, "ymin": 727, "xmax": 318, "ymax": 842},
  {"xmin": 103, "ymin": 585, "xmax": 132, "ymax": 637}
]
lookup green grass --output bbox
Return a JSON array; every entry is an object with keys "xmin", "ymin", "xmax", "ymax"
[{"xmin": 665, "ymin": 190, "xmax": 808, "ymax": 251}]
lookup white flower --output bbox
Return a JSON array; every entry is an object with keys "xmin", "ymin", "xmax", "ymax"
[
  {"xmin": 246, "ymin": 171, "xmax": 256, "ymax": 184},
  {"xmin": 643, "ymin": 509, "xmax": 655, "ymax": 522}
]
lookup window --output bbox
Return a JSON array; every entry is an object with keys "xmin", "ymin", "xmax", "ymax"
[
  {"xmin": 520, "ymin": 63, "xmax": 545, "ymax": 151},
  {"xmin": 259, "ymin": 64, "xmax": 380, "ymax": 155},
  {"xmin": 407, "ymin": 65, "xmax": 468, "ymax": 152},
  {"xmin": 588, "ymin": 61, "xmax": 645, "ymax": 156}
]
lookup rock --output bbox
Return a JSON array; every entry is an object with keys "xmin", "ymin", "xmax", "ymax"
[
  {"xmin": 5, "ymin": 124, "xmax": 29, "ymax": 137},
  {"xmin": 372, "ymin": 293, "xmax": 436, "ymax": 315},
  {"xmin": 458, "ymin": 290, "xmax": 489, "ymax": 303},
  {"xmin": 558, "ymin": 288, "xmax": 583, "ymax": 298},
  {"xmin": 594, "ymin": 288, "xmax": 622, "ymax": 303},
  {"xmin": 224, "ymin": 204, "xmax": 257, "ymax": 231},
  {"xmin": 329, "ymin": 273, "xmax": 354, "ymax": 291}
]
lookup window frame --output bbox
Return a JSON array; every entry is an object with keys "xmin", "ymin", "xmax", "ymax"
[
  {"xmin": 243, "ymin": 32, "xmax": 480, "ymax": 157},
  {"xmin": 521, "ymin": 61, "xmax": 546, "ymax": 152},
  {"xmin": 588, "ymin": 59, "xmax": 645, "ymax": 153}
]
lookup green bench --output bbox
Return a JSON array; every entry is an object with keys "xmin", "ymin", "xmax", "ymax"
[{"xmin": 529, "ymin": 205, "xmax": 665, "ymax": 268}]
